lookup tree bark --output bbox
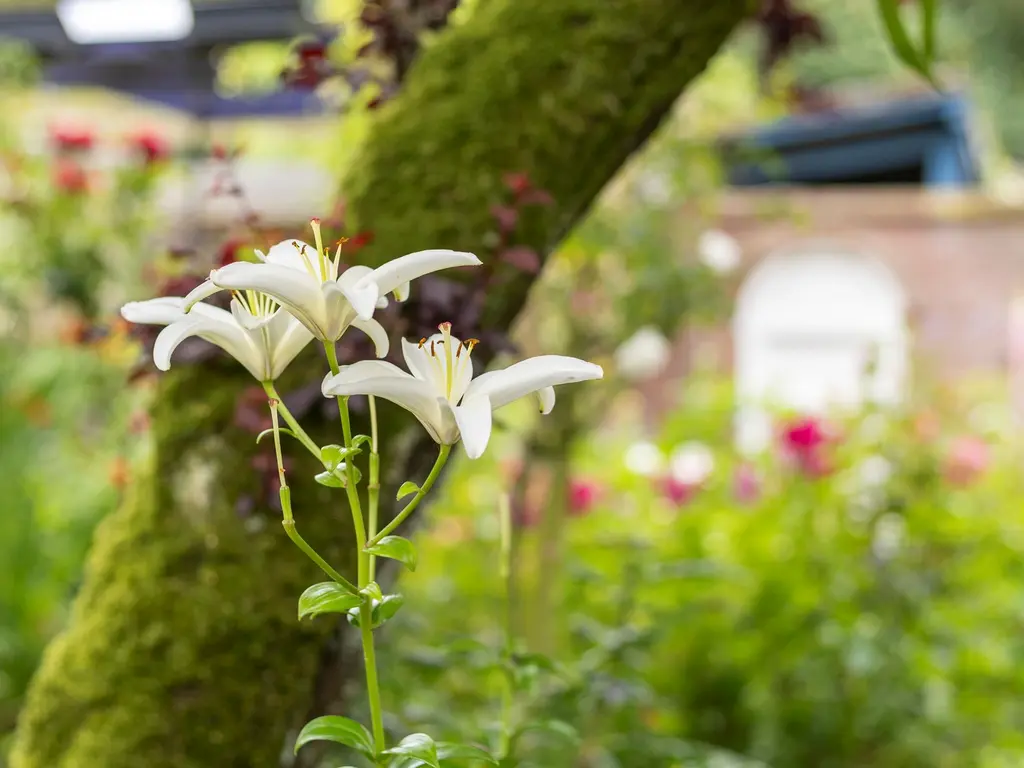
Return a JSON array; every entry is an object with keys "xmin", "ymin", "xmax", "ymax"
[{"xmin": 11, "ymin": 1, "xmax": 749, "ymax": 766}]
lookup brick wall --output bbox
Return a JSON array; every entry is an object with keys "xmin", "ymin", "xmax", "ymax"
[{"xmin": 642, "ymin": 188, "xmax": 1024, "ymax": 421}]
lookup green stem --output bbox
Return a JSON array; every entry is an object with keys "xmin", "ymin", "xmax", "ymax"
[
  {"xmin": 368, "ymin": 395, "xmax": 380, "ymax": 581},
  {"xmin": 366, "ymin": 444, "xmax": 451, "ymax": 548},
  {"xmin": 497, "ymin": 493, "xmax": 515, "ymax": 759},
  {"xmin": 281, "ymin": 520, "xmax": 359, "ymax": 595},
  {"xmin": 266, "ymin": 397, "xmax": 358, "ymax": 595},
  {"xmin": 322, "ymin": 342, "xmax": 385, "ymax": 758},
  {"xmin": 261, "ymin": 381, "xmax": 321, "ymax": 460}
]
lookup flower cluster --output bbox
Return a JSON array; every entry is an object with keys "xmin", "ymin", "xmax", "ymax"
[{"xmin": 122, "ymin": 220, "xmax": 603, "ymax": 458}]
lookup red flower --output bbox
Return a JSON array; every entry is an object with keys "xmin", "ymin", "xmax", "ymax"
[
  {"xmin": 943, "ymin": 436, "xmax": 989, "ymax": 487},
  {"xmin": 503, "ymin": 172, "xmax": 531, "ymax": 196},
  {"xmin": 53, "ymin": 159, "xmax": 89, "ymax": 194},
  {"xmin": 129, "ymin": 131, "xmax": 170, "ymax": 165},
  {"xmin": 568, "ymin": 478, "xmax": 601, "ymax": 517},
  {"xmin": 51, "ymin": 126, "xmax": 94, "ymax": 152},
  {"xmin": 217, "ymin": 238, "xmax": 245, "ymax": 268},
  {"xmin": 346, "ymin": 230, "xmax": 375, "ymax": 253}
]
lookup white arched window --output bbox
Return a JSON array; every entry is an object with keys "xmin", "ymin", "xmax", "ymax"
[{"xmin": 733, "ymin": 246, "xmax": 908, "ymax": 453}]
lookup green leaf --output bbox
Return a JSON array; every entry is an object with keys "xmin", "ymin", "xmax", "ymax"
[
  {"xmin": 374, "ymin": 593, "xmax": 405, "ymax": 627},
  {"xmin": 298, "ymin": 582, "xmax": 362, "ymax": 620},
  {"xmin": 315, "ymin": 469, "xmax": 346, "ymax": 488},
  {"xmin": 875, "ymin": 0, "xmax": 935, "ymax": 85},
  {"xmin": 255, "ymin": 426, "xmax": 297, "ymax": 445},
  {"xmin": 352, "ymin": 434, "xmax": 373, "ymax": 449},
  {"xmin": 365, "ymin": 535, "xmax": 418, "ymax": 571},
  {"xmin": 320, "ymin": 444, "xmax": 362, "ymax": 471},
  {"xmin": 920, "ymin": 0, "xmax": 936, "ymax": 63},
  {"xmin": 294, "ymin": 716, "xmax": 374, "ymax": 758},
  {"xmin": 396, "ymin": 480, "xmax": 420, "ymax": 500},
  {"xmin": 437, "ymin": 742, "xmax": 498, "ymax": 765},
  {"xmin": 383, "ymin": 733, "xmax": 439, "ymax": 768},
  {"xmin": 509, "ymin": 720, "xmax": 579, "ymax": 754},
  {"xmin": 360, "ymin": 582, "xmax": 384, "ymax": 602}
]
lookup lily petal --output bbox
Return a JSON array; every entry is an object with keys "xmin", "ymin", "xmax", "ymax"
[
  {"xmin": 320, "ymin": 359, "xmax": 409, "ymax": 395},
  {"xmin": 364, "ymin": 249, "xmax": 481, "ymax": 297},
  {"xmin": 452, "ymin": 394, "xmax": 492, "ymax": 459},
  {"xmin": 263, "ymin": 239, "xmax": 321, "ymax": 276},
  {"xmin": 536, "ymin": 386, "xmax": 556, "ymax": 415},
  {"xmin": 265, "ymin": 312, "xmax": 315, "ymax": 380},
  {"xmin": 153, "ymin": 316, "xmax": 264, "ymax": 379},
  {"xmin": 350, "ymin": 316, "xmax": 390, "ymax": 358},
  {"xmin": 183, "ymin": 278, "xmax": 224, "ymax": 312},
  {"xmin": 211, "ymin": 261, "xmax": 326, "ymax": 338},
  {"xmin": 230, "ymin": 297, "xmax": 275, "ymax": 331},
  {"xmin": 402, "ymin": 337, "xmax": 442, "ymax": 389},
  {"xmin": 322, "ymin": 369, "xmax": 447, "ymax": 443},
  {"xmin": 464, "ymin": 356, "xmax": 603, "ymax": 410},
  {"xmin": 121, "ymin": 296, "xmax": 185, "ymax": 325},
  {"xmin": 393, "ymin": 281, "xmax": 410, "ymax": 301}
]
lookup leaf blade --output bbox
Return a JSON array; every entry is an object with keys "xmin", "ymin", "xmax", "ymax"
[
  {"xmin": 298, "ymin": 582, "xmax": 363, "ymax": 620},
  {"xmin": 294, "ymin": 716, "xmax": 374, "ymax": 758},
  {"xmin": 365, "ymin": 535, "xmax": 418, "ymax": 572}
]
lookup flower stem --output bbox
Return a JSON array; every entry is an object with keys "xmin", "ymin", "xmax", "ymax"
[
  {"xmin": 497, "ymin": 493, "xmax": 515, "ymax": 759},
  {"xmin": 368, "ymin": 395, "xmax": 380, "ymax": 581},
  {"xmin": 266, "ymin": 397, "xmax": 358, "ymax": 595},
  {"xmin": 322, "ymin": 342, "xmax": 386, "ymax": 758},
  {"xmin": 261, "ymin": 381, "xmax": 321, "ymax": 460},
  {"xmin": 366, "ymin": 444, "xmax": 451, "ymax": 548}
]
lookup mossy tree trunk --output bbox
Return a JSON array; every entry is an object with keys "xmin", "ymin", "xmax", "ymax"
[{"xmin": 12, "ymin": 1, "xmax": 750, "ymax": 766}]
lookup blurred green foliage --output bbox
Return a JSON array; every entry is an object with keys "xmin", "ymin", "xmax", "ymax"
[{"xmin": 367, "ymin": 374, "xmax": 1024, "ymax": 768}]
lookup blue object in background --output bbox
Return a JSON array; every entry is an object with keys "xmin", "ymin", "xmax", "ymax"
[{"xmin": 720, "ymin": 93, "xmax": 979, "ymax": 189}]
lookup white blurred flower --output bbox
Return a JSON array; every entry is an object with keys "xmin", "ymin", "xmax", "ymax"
[
  {"xmin": 669, "ymin": 441, "xmax": 715, "ymax": 485},
  {"xmin": 614, "ymin": 326, "xmax": 671, "ymax": 382},
  {"xmin": 624, "ymin": 441, "xmax": 664, "ymax": 477},
  {"xmin": 857, "ymin": 454, "xmax": 893, "ymax": 489},
  {"xmin": 636, "ymin": 170, "xmax": 672, "ymax": 206},
  {"xmin": 697, "ymin": 229, "xmax": 741, "ymax": 275},
  {"xmin": 871, "ymin": 513, "xmax": 905, "ymax": 561}
]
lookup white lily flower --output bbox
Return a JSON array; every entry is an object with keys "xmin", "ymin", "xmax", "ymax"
[
  {"xmin": 120, "ymin": 290, "xmax": 320, "ymax": 382},
  {"xmin": 321, "ymin": 323, "xmax": 603, "ymax": 459},
  {"xmin": 183, "ymin": 220, "xmax": 481, "ymax": 343}
]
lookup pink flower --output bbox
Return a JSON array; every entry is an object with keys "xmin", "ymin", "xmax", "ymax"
[
  {"xmin": 779, "ymin": 416, "xmax": 835, "ymax": 478},
  {"xmin": 733, "ymin": 463, "xmax": 761, "ymax": 503},
  {"xmin": 661, "ymin": 476, "xmax": 697, "ymax": 506},
  {"xmin": 943, "ymin": 436, "xmax": 989, "ymax": 487},
  {"xmin": 782, "ymin": 416, "xmax": 827, "ymax": 452},
  {"xmin": 53, "ymin": 159, "xmax": 88, "ymax": 194},
  {"xmin": 568, "ymin": 478, "xmax": 601, "ymax": 517}
]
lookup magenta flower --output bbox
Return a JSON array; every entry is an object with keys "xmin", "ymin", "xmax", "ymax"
[{"xmin": 568, "ymin": 478, "xmax": 601, "ymax": 517}]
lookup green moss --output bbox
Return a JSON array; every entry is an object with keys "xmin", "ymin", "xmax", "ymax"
[
  {"xmin": 346, "ymin": 0, "xmax": 751, "ymax": 328},
  {"xmin": 12, "ymin": 1, "xmax": 750, "ymax": 765}
]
